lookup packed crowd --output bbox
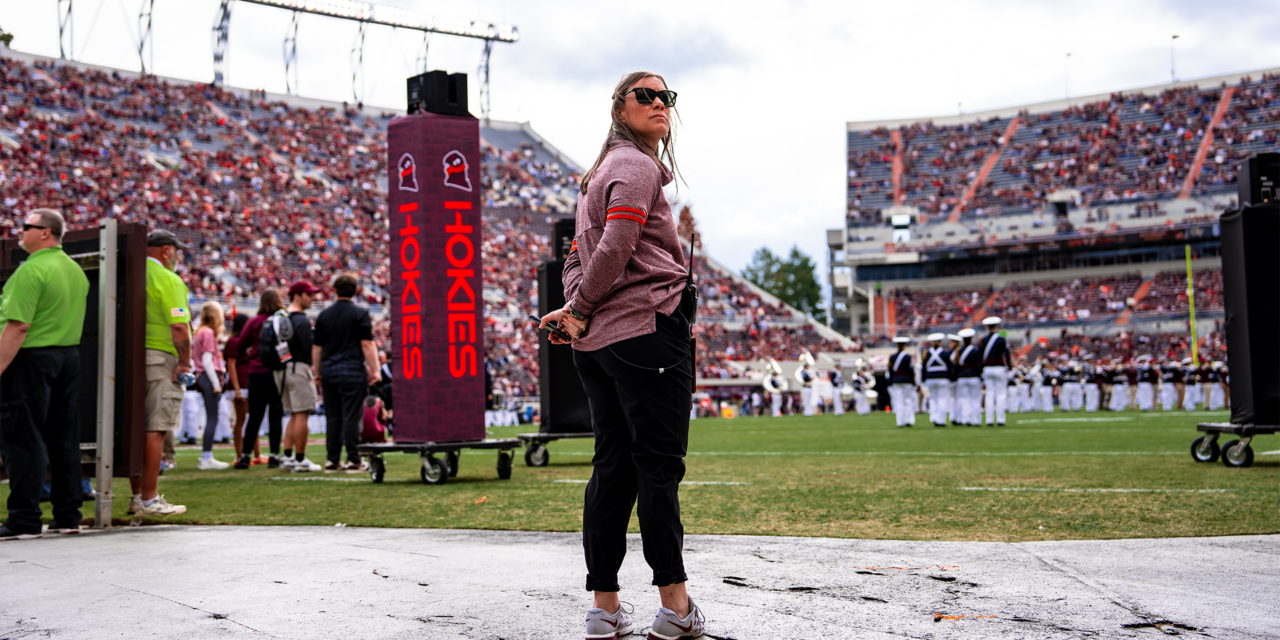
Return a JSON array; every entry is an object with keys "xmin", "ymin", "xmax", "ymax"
[
  {"xmin": 1133, "ymin": 268, "xmax": 1225, "ymax": 316},
  {"xmin": 986, "ymin": 274, "xmax": 1143, "ymax": 324},
  {"xmin": 892, "ymin": 287, "xmax": 990, "ymax": 330},
  {"xmin": 849, "ymin": 72, "xmax": 1280, "ymax": 224}
]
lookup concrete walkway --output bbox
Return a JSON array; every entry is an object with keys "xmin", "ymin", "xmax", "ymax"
[{"xmin": 1, "ymin": 526, "xmax": 1276, "ymax": 639}]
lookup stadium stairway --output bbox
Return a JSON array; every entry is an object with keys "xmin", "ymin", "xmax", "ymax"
[
  {"xmin": 949, "ymin": 116, "xmax": 1021, "ymax": 223},
  {"xmin": 964, "ymin": 290, "xmax": 1003, "ymax": 329},
  {"xmin": 1115, "ymin": 278, "xmax": 1154, "ymax": 326},
  {"xmin": 891, "ymin": 129, "xmax": 903, "ymax": 205},
  {"xmin": 1179, "ymin": 86, "xmax": 1237, "ymax": 199}
]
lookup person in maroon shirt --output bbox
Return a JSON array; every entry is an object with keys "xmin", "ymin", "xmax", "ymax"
[
  {"xmin": 539, "ymin": 72, "xmax": 704, "ymax": 640},
  {"xmin": 223, "ymin": 312, "xmax": 259, "ymax": 462},
  {"xmin": 232, "ymin": 290, "xmax": 286, "ymax": 469}
]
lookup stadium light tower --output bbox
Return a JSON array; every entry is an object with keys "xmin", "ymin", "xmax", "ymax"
[
  {"xmin": 138, "ymin": 0, "xmax": 155, "ymax": 73},
  {"xmin": 224, "ymin": 0, "xmax": 518, "ymax": 115},
  {"xmin": 57, "ymin": 0, "xmax": 73, "ymax": 60}
]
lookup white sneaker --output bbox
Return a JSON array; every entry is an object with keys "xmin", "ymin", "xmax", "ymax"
[
  {"xmin": 197, "ymin": 457, "xmax": 230, "ymax": 470},
  {"xmin": 136, "ymin": 495, "xmax": 187, "ymax": 516},
  {"xmin": 292, "ymin": 458, "xmax": 322, "ymax": 472},
  {"xmin": 278, "ymin": 457, "xmax": 298, "ymax": 471},
  {"xmin": 126, "ymin": 495, "xmax": 143, "ymax": 515}
]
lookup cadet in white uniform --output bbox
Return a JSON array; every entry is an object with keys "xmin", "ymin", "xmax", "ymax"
[
  {"xmin": 921, "ymin": 333, "xmax": 953, "ymax": 427},
  {"xmin": 1082, "ymin": 361, "xmax": 1101, "ymax": 412},
  {"xmin": 888, "ymin": 336, "xmax": 917, "ymax": 428},
  {"xmin": 952, "ymin": 328, "xmax": 983, "ymax": 425},
  {"xmin": 979, "ymin": 317, "xmax": 1012, "ymax": 426}
]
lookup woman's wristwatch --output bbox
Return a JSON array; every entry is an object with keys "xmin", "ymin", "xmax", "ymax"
[{"xmin": 566, "ymin": 304, "xmax": 589, "ymax": 321}]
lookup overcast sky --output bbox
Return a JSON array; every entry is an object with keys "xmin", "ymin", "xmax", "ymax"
[{"xmin": 5, "ymin": 0, "xmax": 1280, "ymax": 284}]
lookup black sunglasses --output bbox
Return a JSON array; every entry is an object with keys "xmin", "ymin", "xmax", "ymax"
[
  {"xmin": 21, "ymin": 224, "xmax": 48, "ymax": 232},
  {"xmin": 626, "ymin": 87, "xmax": 677, "ymax": 108}
]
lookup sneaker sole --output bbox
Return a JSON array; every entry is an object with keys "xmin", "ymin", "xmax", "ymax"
[
  {"xmin": 51, "ymin": 528, "xmax": 81, "ymax": 534},
  {"xmin": 586, "ymin": 623, "xmax": 635, "ymax": 639},
  {"xmin": 0, "ymin": 533, "xmax": 43, "ymax": 540},
  {"xmin": 647, "ymin": 632, "xmax": 702, "ymax": 640}
]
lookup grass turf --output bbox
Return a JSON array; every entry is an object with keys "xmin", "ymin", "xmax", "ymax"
[{"xmin": 7, "ymin": 409, "xmax": 1277, "ymax": 541}]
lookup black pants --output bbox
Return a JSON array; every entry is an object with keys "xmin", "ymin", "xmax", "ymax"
[
  {"xmin": 574, "ymin": 310, "xmax": 694, "ymax": 591},
  {"xmin": 243, "ymin": 371, "xmax": 283, "ymax": 456},
  {"xmin": 195, "ymin": 371, "xmax": 223, "ymax": 453},
  {"xmin": 0, "ymin": 346, "xmax": 82, "ymax": 533},
  {"xmin": 322, "ymin": 381, "xmax": 365, "ymax": 464}
]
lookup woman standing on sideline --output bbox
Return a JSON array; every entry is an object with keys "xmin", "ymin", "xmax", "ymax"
[
  {"xmin": 224, "ymin": 313, "xmax": 259, "ymax": 463},
  {"xmin": 193, "ymin": 302, "xmax": 229, "ymax": 469},
  {"xmin": 540, "ymin": 71, "xmax": 704, "ymax": 640},
  {"xmin": 233, "ymin": 290, "xmax": 286, "ymax": 469}
]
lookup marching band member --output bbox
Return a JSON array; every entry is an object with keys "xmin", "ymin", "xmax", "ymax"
[
  {"xmin": 796, "ymin": 351, "xmax": 817, "ymax": 417},
  {"xmin": 888, "ymin": 337, "xmax": 916, "ymax": 428},
  {"xmin": 1082, "ymin": 359, "xmax": 1101, "ymax": 412},
  {"xmin": 1135, "ymin": 356, "xmax": 1157, "ymax": 411},
  {"xmin": 1207, "ymin": 362, "xmax": 1226, "ymax": 410},
  {"xmin": 946, "ymin": 334, "xmax": 962, "ymax": 422},
  {"xmin": 1007, "ymin": 362, "xmax": 1023, "ymax": 414},
  {"xmin": 827, "ymin": 367, "xmax": 845, "ymax": 416},
  {"xmin": 1039, "ymin": 360, "xmax": 1058, "ymax": 413},
  {"xmin": 852, "ymin": 359, "xmax": 874, "ymax": 415},
  {"xmin": 1159, "ymin": 358, "xmax": 1181, "ymax": 411},
  {"xmin": 764, "ymin": 358, "xmax": 787, "ymax": 417},
  {"xmin": 921, "ymin": 333, "xmax": 953, "ymax": 427},
  {"xmin": 1108, "ymin": 359, "xmax": 1131, "ymax": 412},
  {"xmin": 979, "ymin": 317, "xmax": 1012, "ymax": 426},
  {"xmin": 1182, "ymin": 358, "xmax": 1201, "ymax": 411},
  {"xmin": 1060, "ymin": 359, "xmax": 1084, "ymax": 412}
]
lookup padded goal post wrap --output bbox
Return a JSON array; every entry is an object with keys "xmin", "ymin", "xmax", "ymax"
[{"xmin": 388, "ymin": 112, "xmax": 485, "ymax": 442}]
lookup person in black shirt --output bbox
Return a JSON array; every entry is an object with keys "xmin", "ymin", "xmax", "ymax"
[
  {"xmin": 921, "ymin": 333, "xmax": 953, "ymax": 427},
  {"xmin": 1159, "ymin": 359, "xmax": 1182, "ymax": 411},
  {"xmin": 278, "ymin": 281, "xmax": 322, "ymax": 472},
  {"xmin": 1135, "ymin": 356, "xmax": 1157, "ymax": 411},
  {"xmin": 312, "ymin": 274, "xmax": 381, "ymax": 472}
]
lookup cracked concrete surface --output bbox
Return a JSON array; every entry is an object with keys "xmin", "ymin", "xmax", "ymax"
[{"xmin": 0, "ymin": 526, "xmax": 1276, "ymax": 639}]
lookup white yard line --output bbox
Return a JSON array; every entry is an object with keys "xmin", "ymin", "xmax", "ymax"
[
  {"xmin": 554, "ymin": 451, "xmax": 1182, "ymax": 457},
  {"xmin": 958, "ymin": 487, "xmax": 1231, "ymax": 493},
  {"xmin": 270, "ymin": 477, "xmax": 368, "ymax": 482},
  {"xmin": 552, "ymin": 480, "xmax": 751, "ymax": 485}
]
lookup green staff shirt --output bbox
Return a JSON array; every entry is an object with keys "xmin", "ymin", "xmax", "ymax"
[
  {"xmin": 0, "ymin": 245, "xmax": 90, "ymax": 348},
  {"xmin": 145, "ymin": 257, "xmax": 191, "ymax": 356}
]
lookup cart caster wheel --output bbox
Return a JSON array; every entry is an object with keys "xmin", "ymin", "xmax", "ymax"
[
  {"xmin": 445, "ymin": 451, "xmax": 459, "ymax": 478},
  {"xmin": 1190, "ymin": 436, "xmax": 1220, "ymax": 463},
  {"xmin": 370, "ymin": 456, "xmax": 386, "ymax": 484},
  {"xmin": 497, "ymin": 452, "xmax": 513, "ymax": 480},
  {"xmin": 420, "ymin": 455, "xmax": 448, "ymax": 485},
  {"xmin": 524, "ymin": 443, "xmax": 549, "ymax": 467},
  {"xmin": 1221, "ymin": 440, "xmax": 1254, "ymax": 468}
]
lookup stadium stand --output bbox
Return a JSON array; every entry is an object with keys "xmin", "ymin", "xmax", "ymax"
[{"xmin": 0, "ymin": 50, "xmax": 857, "ymax": 397}]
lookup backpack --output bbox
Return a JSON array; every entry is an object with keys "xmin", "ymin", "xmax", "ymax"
[{"xmin": 258, "ymin": 310, "xmax": 295, "ymax": 371}]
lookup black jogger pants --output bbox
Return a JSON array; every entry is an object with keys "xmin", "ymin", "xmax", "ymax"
[{"xmin": 574, "ymin": 309, "xmax": 694, "ymax": 592}]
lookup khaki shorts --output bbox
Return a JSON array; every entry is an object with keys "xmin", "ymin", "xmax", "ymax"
[
  {"xmin": 144, "ymin": 350, "xmax": 184, "ymax": 432},
  {"xmin": 275, "ymin": 363, "xmax": 318, "ymax": 415}
]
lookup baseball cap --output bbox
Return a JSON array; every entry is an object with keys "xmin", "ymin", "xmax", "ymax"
[
  {"xmin": 147, "ymin": 229, "xmax": 190, "ymax": 250},
  {"xmin": 289, "ymin": 280, "xmax": 322, "ymax": 296}
]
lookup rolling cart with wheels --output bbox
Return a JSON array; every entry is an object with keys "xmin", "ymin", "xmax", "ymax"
[
  {"xmin": 1191, "ymin": 423, "xmax": 1277, "ymax": 468},
  {"xmin": 358, "ymin": 439, "xmax": 521, "ymax": 484},
  {"xmin": 516, "ymin": 432, "xmax": 593, "ymax": 467}
]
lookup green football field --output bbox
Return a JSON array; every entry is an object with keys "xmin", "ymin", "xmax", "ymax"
[{"xmin": 8, "ymin": 409, "xmax": 1277, "ymax": 541}]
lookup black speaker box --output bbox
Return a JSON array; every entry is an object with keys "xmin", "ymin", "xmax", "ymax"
[
  {"xmin": 406, "ymin": 71, "xmax": 469, "ymax": 117},
  {"xmin": 537, "ymin": 260, "xmax": 592, "ymax": 434},
  {"xmin": 1236, "ymin": 152, "xmax": 1280, "ymax": 208},
  {"xmin": 1220, "ymin": 201, "xmax": 1280, "ymax": 425},
  {"xmin": 552, "ymin": 218, "xmax": 575, "ymax": 260}
]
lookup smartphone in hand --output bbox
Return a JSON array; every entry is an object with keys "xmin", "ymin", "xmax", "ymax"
[{"xmin": 528, "ymin": 314, "xmax": 574, "ymax": 342}]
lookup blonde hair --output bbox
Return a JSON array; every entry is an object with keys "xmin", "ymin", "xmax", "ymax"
[
  {"xmin": 579, "ymin": 71, "xmax": 682, "ymax": 194},
  {"xmin": 198, "ymin": 301, "xmax": 225, "ymax": 338}
]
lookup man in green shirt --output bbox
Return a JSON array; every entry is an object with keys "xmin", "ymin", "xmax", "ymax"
[
  {"xmin": 0, "ymin": 209, "xmax": 90, "ymax": 540},
  {"xmin": 127, "ymin": 229, "xmax": 191, "ymax": 518}
]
